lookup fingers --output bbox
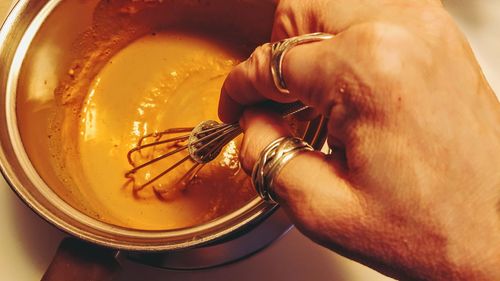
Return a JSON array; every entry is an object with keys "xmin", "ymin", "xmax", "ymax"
[
  {"xmin": 239, "ymin": 108, "xmax": 362, "ymax": 241},
  {"xmin": 270, "ymin": 0, "xmax": 444, "ymax": 42},
  {"xmin": 238, "ymin": 108, "xmax": 293, "ymax": 173},
  {"xmin": 219, "ymin": 43, "xmax": 297, "ymax": 123},
  {"xmin": 218, "ymin": 91, "xmax": 244, "ymax": 124},
  {"xmin": 271, "ymin": 0, "xmax": 375, "ymax": 42},
  {"xmin": 219, "ymin": 37, "xmax": 342, "ymax": 124},
  {"xmin": 272, "ymin": 148, "xmax": 363, "ymax": 244}
]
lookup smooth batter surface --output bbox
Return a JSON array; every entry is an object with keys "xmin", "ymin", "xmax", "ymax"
[{"xmin": 76, "ymin": 31, "xmax": 255, "ymax": 230}]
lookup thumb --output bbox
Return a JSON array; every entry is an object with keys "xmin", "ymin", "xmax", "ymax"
[{"xmin": 239, "ymin": 108, "xmax": 363, "ymax": 242}]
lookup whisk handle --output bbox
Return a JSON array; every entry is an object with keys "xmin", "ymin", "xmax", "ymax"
[
  {"xmin": 281, "ymin": 101, "xmax": 310, "ymax": 117},
  {"xmin": 258, "ymin": 101, "xmax": 310, "ymax": 118}
]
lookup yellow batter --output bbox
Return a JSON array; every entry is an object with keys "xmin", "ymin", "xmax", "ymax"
[{"xmin": 75, "ymin": 31, "xmax": 255, "ymax": 230}]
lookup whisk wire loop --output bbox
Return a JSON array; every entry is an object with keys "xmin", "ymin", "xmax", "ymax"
[{"xmin": 125, "ymin": 102, "xmax": 310, "ymax": 192}]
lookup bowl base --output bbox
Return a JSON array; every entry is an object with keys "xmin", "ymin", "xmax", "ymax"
[{"xmin": 122, "ymin": 209, "xmax": 292, "ymax": 270}]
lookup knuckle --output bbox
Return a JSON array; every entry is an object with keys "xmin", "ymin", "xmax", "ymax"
[
  {"xmin": 221, "ymin": 69, "xmax": 235, "ymax": 94},
  {"xmin": 223, "ymin": 63, "xmax": 256, "ymax": 105},
  {"xmin": 418, "ymin": 7, "xmax": 456, "ymax": 39},
  {"xmin": 242, "ymin": 64, "xmax": 259, "ymax": 96},
  {"xmin": 251, "ymin": 44, "xmax": 271, "ymax": 62},
  {"xmin": 274, "ymin": 0, "xmax": 294, "ymax": 18},
  {"xmin": 363, "ymin": 23, "xmax": 418, "ymax": 80},
  {"xmin": 247, "ymin": 44, "xmax": 268, "ymax": 68},
  {"xmin": 273, "ymin": 0, "xmax": 304, "ymax": 39},
  {"xmin": 247, "ymin": 44, "xmax": 273, "ymax": 92},
  {"xmin": 365, "ymin": 9, "xmax": 456, "ymax": 78},
  {"xmin": 223, "ymin": 65, "xmax": 241, "ymax": 93},
  {"xmin": 273, "ymin": 5, "xmax": 291, "ymax": 34}
]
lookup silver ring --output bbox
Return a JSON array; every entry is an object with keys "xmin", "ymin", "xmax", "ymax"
[
  {"xmin": 251, "ymin": 137, "xmax": 314, "ymax": 204},
  {"xmin": 271, "ymin": 32, "xmax": 334, "ymax": 95}
]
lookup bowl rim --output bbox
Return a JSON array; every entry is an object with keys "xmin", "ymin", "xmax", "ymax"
[{"xmin": 0, "ymin": 0, "xmax": 326, "ymax": 251}]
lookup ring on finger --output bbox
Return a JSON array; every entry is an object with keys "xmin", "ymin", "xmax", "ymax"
[
  {"xmin": 270, "ymin": 32, "xmax": 334, "ymax": 95},
  {"xmin": 251, "ymin": 136, "xmax": 314, "ymax": 204}
]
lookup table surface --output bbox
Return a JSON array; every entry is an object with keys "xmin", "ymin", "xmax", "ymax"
[{"xmin": 1, "ymin": 1, "xmax": 499, "ymax": 280}]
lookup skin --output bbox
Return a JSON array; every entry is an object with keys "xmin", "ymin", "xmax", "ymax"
[{"xmin": 218, "ymin": 0, "xmax": 500, "ymax": 280}]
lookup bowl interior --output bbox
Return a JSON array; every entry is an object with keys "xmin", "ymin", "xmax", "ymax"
[{"xmin": 6, "ymin": 0, "xmax": 289, "ymax": 250}]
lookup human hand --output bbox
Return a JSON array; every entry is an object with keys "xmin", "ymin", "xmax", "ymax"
[{"xmin": 219, "ymin": 0, "xmax": 500, "ymax": 280}]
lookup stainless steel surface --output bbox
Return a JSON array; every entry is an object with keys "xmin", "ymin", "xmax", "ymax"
[
  {"xmin": 0, "ymin": 0, "xmax": 326, "ymax": 267},
  {"xmin": 125, "ymin": 209, "xmax": 293, "ymax": 269}
]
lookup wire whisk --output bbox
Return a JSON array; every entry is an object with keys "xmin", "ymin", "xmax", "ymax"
[{"xmin": 125, "ymin": 102, "xmax": 309, "ymax": 194}]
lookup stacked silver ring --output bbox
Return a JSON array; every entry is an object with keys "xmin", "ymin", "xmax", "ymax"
[
  {"xmin": 251, "ymin": 137, "xmax": 314, "ymax": 204},
  {"xmin": 251, "ymin": 33, "xmax": 333, "ymax": 203},
  {"xmin": 270, "ymin": 32, "xmax": 334, "ymax": 94}
]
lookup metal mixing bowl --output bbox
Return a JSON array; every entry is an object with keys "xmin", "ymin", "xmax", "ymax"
[{"xmin": 0, "ymin": 0, "xmax": 326, "ymax": 267}]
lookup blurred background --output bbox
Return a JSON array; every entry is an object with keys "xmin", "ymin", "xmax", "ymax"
[{"xmin": 1, "ymin": 0, "xmax": 498, "ymax": 280}]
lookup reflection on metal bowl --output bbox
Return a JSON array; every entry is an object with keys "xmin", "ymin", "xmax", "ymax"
[{"xmin": 0, "ymin": 0, "xmax": 327, "ymax": 268}]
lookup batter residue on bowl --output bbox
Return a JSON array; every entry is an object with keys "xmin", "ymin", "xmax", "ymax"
[{"xmin": 71, "ymin": 30, "xmax": 255, "ymax": 230}]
